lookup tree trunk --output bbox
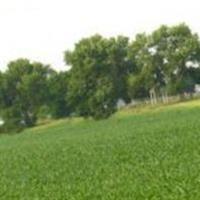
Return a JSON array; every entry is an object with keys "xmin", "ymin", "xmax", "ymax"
[{"xmin": 23, "ymin": 111, "xmax": 37, "ymax": 127}]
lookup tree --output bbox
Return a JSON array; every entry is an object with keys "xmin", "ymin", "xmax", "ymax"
[
  {"xmin": 161, "ymin": 24, "xmax": 200, "ymax": 95},
  {"xmin": 0, "ymin": 59, "xmax": 53, "ymax": 131},
  {"xmin": 127, "ymin": 24, "xmax": 200, "ymax": 101},
  {"xmin": 65, "ymin": 35, "xmax": 131, "ymax": 119}
]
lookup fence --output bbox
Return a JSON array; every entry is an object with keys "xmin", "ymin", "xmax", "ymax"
[{"xmin": 117, "ymin": 92, "xmax": 200, "ymax": 110}]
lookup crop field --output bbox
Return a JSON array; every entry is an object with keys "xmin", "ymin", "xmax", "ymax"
[{"xmin": 1, "ymin": 100, "xmax": 200, "ymax": 199}]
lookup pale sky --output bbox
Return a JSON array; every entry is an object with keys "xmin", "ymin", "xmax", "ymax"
[{"xmin": 0, "ymin": 0, "xmax": 200, "ymax": 71}]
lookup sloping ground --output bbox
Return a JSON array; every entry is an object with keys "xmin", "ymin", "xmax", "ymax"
[{"xmin": 1, "ymin": 100, "xmax": 200, "ymax": 199}]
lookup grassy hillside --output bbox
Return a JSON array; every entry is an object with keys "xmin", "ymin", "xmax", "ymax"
[{"xmin": 1, "ymin": 100, "xmax": 200, "ymax": 199}]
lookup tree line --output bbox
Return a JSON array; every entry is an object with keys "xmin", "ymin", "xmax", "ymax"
[{"xmin": 1, "ymin": 23, "xmax": 200, "ymax": 132}]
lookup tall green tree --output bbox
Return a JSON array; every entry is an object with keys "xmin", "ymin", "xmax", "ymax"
[
  {"xmin": 161, "ymin": 24, "xmax": 200, "ymax": 94},
  {"xmin": 0, "ymin": 59, "xmax": 53, "ymax": 131},
  {"xmin": 128, "ymin": 24, "xmax": 200, "ymax": 100},
  {"xmin": 65, "ymin": 35, "xmax": 131, "ymax": 119}
]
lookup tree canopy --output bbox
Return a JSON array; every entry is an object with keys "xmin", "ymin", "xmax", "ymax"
[
  {"xmin": 1, "ymin": 23, "xmax": 200, "ymax": 132},
  {"xmin": 65, "ymin": 35, "xmax": 132, "ymax": 119},
  {"xmin": 0, "ymin": 59, "xmax": 53, "ymax": 131},
  {"xmin": 128, "ymin": 24, "xmax": 200, "ymax": 99}
]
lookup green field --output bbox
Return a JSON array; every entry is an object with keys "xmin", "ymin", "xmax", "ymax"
[{"xmin": 1, "ymin": 100, "xmax": 200, "ymax": 199}]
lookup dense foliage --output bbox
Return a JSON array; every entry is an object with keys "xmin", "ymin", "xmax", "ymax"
[
  {"xmin": 128, "ymin": 24, "xmax": 200, "ymax": 98},
  {"xmin": 65, "ymin": 35, "xmax": 132, "ymax": 119},
  {"xmin": 0, "ymin": 59, "xmax": 53, "ymax": 132},
  {"xmin": 1, "ymin": 23, "xmax": 200, "ymax": 132},
  {"xmin": 47, "ymin": 72, "xmax": 71, "ymax": 118}
]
